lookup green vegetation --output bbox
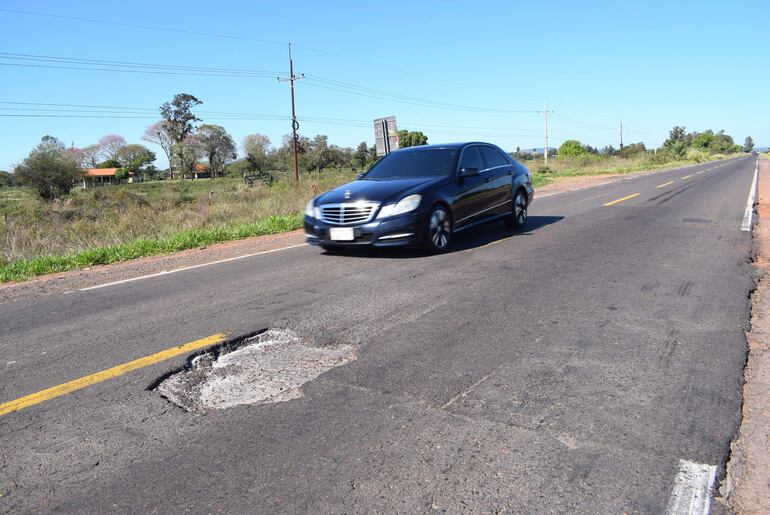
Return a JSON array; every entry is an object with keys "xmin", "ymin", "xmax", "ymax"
[
  {"xmin": 526, "ymin": 150, "xmax": 732, "ymax": 189},
  {"xmin": 14, "ymin": 136, "xmax": 83, "ymax": 200},
  {"xmin": 0, "ymin": 170, "xmax": 356, "ymax": 281},
  {"xmin": 397, "ymin": 130, "xmax": 429, "ymax": 148}
]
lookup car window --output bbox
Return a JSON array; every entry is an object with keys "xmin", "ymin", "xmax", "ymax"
[
  {"xmin": 479, "ymin": 146, "xmax": 509, "ymax": 168},
  {"xmin": 363, "ymin": 148, "xmax": 459, "ymax": 178},
  {"xmin": 459, "ymin": 146, "xmax": 485, "ymax": 171}
]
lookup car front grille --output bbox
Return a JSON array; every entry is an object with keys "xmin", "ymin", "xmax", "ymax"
[{"xmin": 320, "ymin": 203, "xmax": 378, "ymax": 225}]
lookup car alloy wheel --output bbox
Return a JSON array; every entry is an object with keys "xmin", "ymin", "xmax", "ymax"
[
  {"xmin": 505, "ymin": 190, "xmax": 528, "ymax": 229},
  {"xmin": 427, "ymin": 206, "xmax": 451, "ymax": 251}
]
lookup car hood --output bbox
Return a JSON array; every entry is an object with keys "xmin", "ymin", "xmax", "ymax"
[{"xmin": 316, "ymin": 176, "xmax": 447, "ymax": 205}]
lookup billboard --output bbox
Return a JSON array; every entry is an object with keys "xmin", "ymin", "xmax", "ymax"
[{"xmin": 373, "ymin": 116, "xmax": 399, "ymax": 157}]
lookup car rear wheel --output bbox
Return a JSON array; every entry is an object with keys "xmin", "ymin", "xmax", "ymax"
[
  {"xmin": 504, "ymin": 190, "xmax": 528, "ymax": 229},
  {"xmin": 424, "ymin": 206, "xmax": 452, "ymax": 252}
]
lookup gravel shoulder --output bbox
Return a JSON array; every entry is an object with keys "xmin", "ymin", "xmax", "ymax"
[{"xmin": 721, "ymin": 156, "xmax": 770, "ymax": 512}]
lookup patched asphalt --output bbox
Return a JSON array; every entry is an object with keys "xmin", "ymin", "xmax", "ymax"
[{"xmin": 0, "ymin": 157, "xmax": 757, "ymax": 513}]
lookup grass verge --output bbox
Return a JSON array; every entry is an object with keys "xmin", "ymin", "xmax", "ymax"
[{"xmin": 0, "ymin": 214, "xmax": 302, "ymax": 282}]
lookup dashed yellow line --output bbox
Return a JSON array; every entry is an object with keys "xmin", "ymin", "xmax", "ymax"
[
  {"xmin": 656, "ymin": 181, "xmax": 675, "ymax": 189},
  {"xmin": 0, "ymin": 333, "xmax": 227, "ymax": 417},
  {"xmin": 681, "ymin": 174, "xmax": 693, "ymax": 179},
  {"xmin": 696, "ymin": 170, "xmax": 706, "ymax": 174},
  {"xmin": 604, "ymin": 193, "xmax": 640, "ymax": 206}
]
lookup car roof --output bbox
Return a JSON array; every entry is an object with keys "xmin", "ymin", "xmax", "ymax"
[{"xmin": 392, "ymin": 142, "xmax": 496, "ymax": 152}]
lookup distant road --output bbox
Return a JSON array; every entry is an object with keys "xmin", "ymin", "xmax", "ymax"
[{"xmin": 0, "ymin": 156, "xmax": 756, "ymax": 513}]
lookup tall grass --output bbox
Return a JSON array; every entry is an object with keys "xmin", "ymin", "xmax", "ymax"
[{"xmin": 0, "ymin": 169, "xmax": 356, "ymax": 281}]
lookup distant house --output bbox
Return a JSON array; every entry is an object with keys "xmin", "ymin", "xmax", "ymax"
[
  {"xmin": 192, "ymin": 163, "xmax": 210, "ymax": 179},
  {"xmin": 82, "ymin": 167, "xmax": 118, "ymax": 188}
]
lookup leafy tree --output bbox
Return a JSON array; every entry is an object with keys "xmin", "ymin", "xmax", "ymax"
[
  {"xmin": 397, "ymin": 130, "xmax": 428, "ymax": 148},
  {"xmin": 0, "ymin": 170, "xmax": 20, "ymax": 188},
  {"xmin": 308, "ymin": 134, "xmax": 332, "ymax": 172},
  {"xmin": 115, "ymin": 144, "xmax": 156, "ymax": 179},
  {"xmin": 196, "ymin": 124, "xmax": 237, "ymax": 178},
  {"xmin": 172, "ymin": 137, "xmax": 203, "ymax": 179},
  {"xmin": 160, "ymin": 93, "xmax": 202, "ymax": 143},
  {"xmin": 664, "ymin": 126, "xmax": 687, "ymax": 149},
  {"xmin": 602, "ymin": 145, "xmax": 618, "ymax": 156},
  {"xmin": 619, "ymin": 142, "xmax": 646, "ymax": 158},
  {"xmin": 14, "ymin": 136, "xmax": 83, "ymax": 200},
  {"xmin": 558, "ymin": 139, "xmax": 586, "ymax": 157},
  {"xmin": 96, "ymin": 159, "xmax": 122, "ymax": 168},
  {"xmin": 354, "ymin": 142, "xmax": 369, "ymax": 169},
  {"xmin": 243, "ymin": 133, "xmax": 272, "ymax": 172},
  {"xmin": 96, "ymin": 134, "xmax": 127, "ymax": 161},
  {"xmin": 669, "ymin": 141, "xmax": 688, "ymax": 159},
  {"xmin": 160, "ymin": 93, "xmax": 203, "ymax": 179},
  {"xmin": 743, "ymin": 136, "xmax": 755, "ymax": 153}
]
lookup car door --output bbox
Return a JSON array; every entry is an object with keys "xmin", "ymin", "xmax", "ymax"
[
  {"xmin": 452, "ymin": 145, "xmax": 488, "ymax": 228},
  {"xmin": 478, "ymin": 145, "xmax": 514, "ymax": 215}
]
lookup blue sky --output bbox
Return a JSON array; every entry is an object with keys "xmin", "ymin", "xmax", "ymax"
[{"xmin": 1, "ymin": 0, "xmax": 768, "ymax": 170}]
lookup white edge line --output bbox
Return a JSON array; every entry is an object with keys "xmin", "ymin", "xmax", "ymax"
[
  {"xmin": 77, "ymin": 243, "xmax": 308, "ymax": 291},
  {"xmin": 665, "ymin": 459, "xmax": 717, "ymax": 515},
  {"xmin": 741, "ymin": 162, "xmax": 759, "ymax": 231}
]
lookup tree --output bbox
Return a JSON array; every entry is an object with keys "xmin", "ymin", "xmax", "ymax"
[
  {"xmin": 619, "ymin": 142, "xmax": 646, "ymax": 158},
  {"xmin": 663, "ymin": 126, "xmax": 687, "ymax": 149},
  {"xmin": 172, "ymin": 137, "xmax": 203, "ymax": 179},
  {"xmin": 160, "ymin": 93, "xmax": 202, "ymax": 143},
  {"xmin": 558, "ymin": 139, "xmax": 586, "ymax": 157},
  {"xmin": 397, "ymin": 130, "xmax": 428, "ymax": 148},
  {"xmin": 354, "ymin": 142, "xmax": 369, "ymax": 170},
  {"xmin": 159, "ymin": 94, "xmax": 202, "ymax": 179},
  {"xmin": 115, "ymin": 144, "xmax": 156, "ymax": 179},
  {"xmin": 743, "ymin": 136, "xmax": 755, "ymax": 153},
  {"xmin": 14, "ymin": 136, "xmax": 83, "ymax": 200},
  {"xmin": 81, "ymin": 144, "xmax": 101, "ymax": 168},
  {"xmin": 308, "ymin": 134, "xmax": 332, "ymax": 172},
  {"xmin": 602, "ymin": 145, "xmax": 618, "ymax": 156},
  {"xmin": 196, "ymin": 124, "xmax": 237, "ymax": 178},
  {"xmin": 142, "ymin": 121, "xmax": 175, "ymax": 176},
  {"xmin": 0, "ymin": 171, "xmax": 20, "ymax": 188},
  {"xmin": 243, "ymin": 133, "xmax": 272, "ymax": 173},
  {"xmin": 96, "ymin": 134, "xmax": 127, "ymax": 161}
]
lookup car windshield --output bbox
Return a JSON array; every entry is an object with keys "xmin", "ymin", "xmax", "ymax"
[{"xmin": 363, "ymin": 148, "xmax": 458, "ymax": 179}]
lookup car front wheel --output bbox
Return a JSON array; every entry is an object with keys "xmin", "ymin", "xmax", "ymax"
[{"xmin": 424, "ymin": 205, "xmax": 452, "ymax": 252}]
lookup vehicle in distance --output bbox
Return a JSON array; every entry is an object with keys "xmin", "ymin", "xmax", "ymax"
[{"xmin": 304, "ymin": 142, "xmax": 534, "ymax": 252}]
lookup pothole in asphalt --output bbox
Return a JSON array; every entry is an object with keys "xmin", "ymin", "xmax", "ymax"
[{"xmin": 155, "ymin": 328, "xmax": 356, "ymax": 412}]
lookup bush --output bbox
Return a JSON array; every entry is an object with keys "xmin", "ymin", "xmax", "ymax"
[{"xmin": 14, "ymin": 136, "xmax": 83, "ymax": 200}]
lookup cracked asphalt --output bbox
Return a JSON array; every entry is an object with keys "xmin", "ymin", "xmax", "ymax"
[{"xmin": 0, "ymin": 156, "xmax": 758, "ymax": 513}]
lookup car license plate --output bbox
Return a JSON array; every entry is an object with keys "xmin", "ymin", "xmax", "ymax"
[{"xmin": 329, "ymin": 227, "xmax": 354, "ymax": 241}]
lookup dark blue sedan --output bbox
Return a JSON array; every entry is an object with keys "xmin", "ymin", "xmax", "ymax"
[{"xmin": 304, "ymin": 142, "xmax": 534, "ymax": 252}]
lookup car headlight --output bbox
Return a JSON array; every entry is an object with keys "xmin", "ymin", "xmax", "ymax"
[
  {"xmin": 377, "ymin": 194, "xmax": 422, "ymax": 219},
  {"xmin": 305, "ymin": 199, "xmax": 319, "ymax": 219}
]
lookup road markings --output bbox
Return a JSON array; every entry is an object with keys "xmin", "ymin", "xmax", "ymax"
[
  {"xmin": 741, "ymin": 161, "xmax": 759, "ymax": 231},
  {"xmin": 681, "ymin": 175, "xmax": 693, "ymax": 180},
  {"xmin": 696, "ymin": 171, "xmax": 705, "ymax": 175},
  {"xmin": 657, "ymin": 181, "xmax": 675, "ymax": 189},
  {"xmin": 77, "ymin": 243, "xmax": 308, "ymax": 292},
  {"xmin": 0, "ymin": 333, "xmax": 227, "ymax": 417},
  {"xmin": 603, "ymin": 193, "xmax": 640, "ymax": 206},
  {"xmin": 665, "ymin": 459, "xmax": 716, "ymax": 515}
]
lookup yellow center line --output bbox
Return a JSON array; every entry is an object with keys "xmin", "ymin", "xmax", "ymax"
[
  {"xmin": 696, "ymin": 170, "xmax": 705, "ymax": 174},
  {"xmin": 0, "ymin": 333, "xmax": 227, "ymax": 417},
  {"xmin": 656, "ymin": 181, "xmax": 675, "ymax": 189},
  {"xmin": 603, "ymin": 193, "xmax": 640, "ymax": 206},
  {"xmin": 681, "ymin": 174, "xmax": 693, "ymax": 179}
]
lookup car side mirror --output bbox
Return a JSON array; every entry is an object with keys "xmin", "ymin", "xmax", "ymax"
[
  {"xmin": 356, "ymin": 173, "xmax": 365, "ymax": 179},
  {"xmin": 459, "ymin": 167, "xmax": 480, "ymax": 177}
]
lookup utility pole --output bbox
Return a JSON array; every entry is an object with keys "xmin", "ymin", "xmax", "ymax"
[
  {"xmin": 278, "ymin": 43, "xmax": 304, "ymax": 182},
  {"xmin": 620, "ymin": 122, "xmax": 624, "ymax": 150},
  {"xmin": 543, "ymin": 99, "xmax": 550, "ymax": 167}
]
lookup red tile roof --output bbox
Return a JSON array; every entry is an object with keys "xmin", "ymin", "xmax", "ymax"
[{"xmin": 85, "ymin": 167, "xmax": 118, "ymax": 177}]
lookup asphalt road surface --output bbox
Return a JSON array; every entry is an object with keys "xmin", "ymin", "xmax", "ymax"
[{"xmin": 0, "ymin": 156, "xmax": 758, "ymax": 513}]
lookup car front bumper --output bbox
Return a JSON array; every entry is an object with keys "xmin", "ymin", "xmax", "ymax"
[{"xmin": 304, "ymin": 211, "xmax": 427, "ymax": 247}]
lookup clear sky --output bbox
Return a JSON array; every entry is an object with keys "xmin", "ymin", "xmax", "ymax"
[{"xmin": 1, "ymin": 0, "xmax": 768, "ymax": 170}]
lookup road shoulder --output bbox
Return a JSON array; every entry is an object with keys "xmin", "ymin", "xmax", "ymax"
[{"xmin": 721, "ymin": 156, "xmax": 770, "ymax": 512}]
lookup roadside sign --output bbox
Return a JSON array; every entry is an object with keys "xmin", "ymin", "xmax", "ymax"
[{"xmin": 374, "ymin": 116, "xmax": 399, "ymax": 156}]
